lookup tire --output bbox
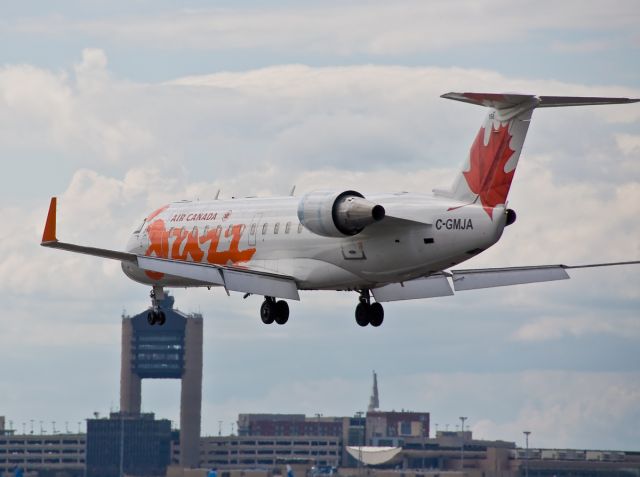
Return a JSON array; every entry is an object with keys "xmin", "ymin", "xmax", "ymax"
[
  {"xmin": 369, "ymin": 302, "xmax": 384, "ymax": 327},
  {"xmin": 355, "ymin": 302, "xmax": 370, "ymax": 327},
  {"xmin": 147, "ymin": 311, "xmax": 156, "ymax": 326},
  {"xmin": 274, "ymin": 300, "xmax": 289, "ymax": 325},
  {"xmin": 260, "ymin": 300, "xmax": 275, "ymax": 324},
  {"xmin": 157, "ymin": 311, "xmax": 166, "ymax": 326}
]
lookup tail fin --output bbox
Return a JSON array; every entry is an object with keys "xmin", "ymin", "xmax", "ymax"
[{"xmin": 437, "ymin": 92, "xmax": 639, "ymax": 219}]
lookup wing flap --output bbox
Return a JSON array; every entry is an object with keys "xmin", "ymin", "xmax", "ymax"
[
  {"xmin": 136, "ymin": 256, "xmax": 300, "ymax": 300},
  {"xmin": 372, "ymin": 275, "xmax": 453, "ymax": 302},
  {"xmin": 452, "ymin": 265, "xmax": 569, "ymax": 291}
]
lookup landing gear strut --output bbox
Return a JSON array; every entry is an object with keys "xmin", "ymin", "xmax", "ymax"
[
  {"xmin": 355, "ymin": 289, "xmax": 384, "ymax": 327},
  {"xmin": 260, "ymin": 297, "xmax": 289, "ymax": 325},
  {"xmin": 147, "ymin": 285, "xmax": 166, "ymax": 326}
]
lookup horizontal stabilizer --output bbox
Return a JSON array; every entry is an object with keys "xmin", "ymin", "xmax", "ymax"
[{"xmin": 442, "ymin": 92, "xmax": 639, "ymax": 110}]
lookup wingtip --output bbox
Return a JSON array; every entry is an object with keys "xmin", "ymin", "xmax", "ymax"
[{"xmin": 41, "ymin": 197, "xmax": 57, "ymax": 243}]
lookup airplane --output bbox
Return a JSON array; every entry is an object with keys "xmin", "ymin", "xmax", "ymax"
[{"xmin": 41, "ymin": 92, "xmax": 640, "ymax": 327}]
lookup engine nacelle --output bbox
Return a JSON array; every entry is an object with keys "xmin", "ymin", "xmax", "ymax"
[{"xmin": 297, "ymin": 190, "xmax": 386, "ymax": 237}]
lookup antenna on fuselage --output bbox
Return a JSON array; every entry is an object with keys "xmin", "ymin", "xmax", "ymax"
[
  {"xmin": 289, "ymin": 185, "xmax": 296, "ymax": 196},
  {"xmin": 214, "ymin": 189, "xmax": 220, "ymax": 200}
]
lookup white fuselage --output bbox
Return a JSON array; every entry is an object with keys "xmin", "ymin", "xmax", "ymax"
[{"xmin": 121, "ymin": 193, "xmax": 508, "ymax": 291}]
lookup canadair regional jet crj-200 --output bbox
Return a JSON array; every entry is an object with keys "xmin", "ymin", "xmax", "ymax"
[{"xmin": 41, "ymin": 92, "xmax": 640, "ymax": 327}]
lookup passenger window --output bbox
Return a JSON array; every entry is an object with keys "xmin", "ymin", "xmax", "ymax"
[
  {"xmin": 274, "ymin": 223, "xmax": 280, "ymax": 234},
  {"xmin": 285, "ymin": 222, "xmax": 291, "ymax": 234},
  {"xmin": 298, "ymin": 223, "xmax": 303, "ymax": 233},
  {"xmin": 250, "ymin": 224, "xmax": 256, "ymax": 235},
  {"xmin": 262, "ymin": 223, "xmax": 268, "ymax": 235}
]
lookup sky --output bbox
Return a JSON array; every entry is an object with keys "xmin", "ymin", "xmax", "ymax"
[{"xmin": 1, "ymin": 0, "xmax": 639, "ymax": 451}]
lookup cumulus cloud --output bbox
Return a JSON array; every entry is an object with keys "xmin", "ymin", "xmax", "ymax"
[
  {"xmin": 1, "ymin": 51, "xmax": 638, "ymax": 449},
  {"xmin": 0, "ymin": 48, "xmax": 154, "ymax": 165}
]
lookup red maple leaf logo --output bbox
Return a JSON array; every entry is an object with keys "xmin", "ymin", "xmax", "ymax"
[{"xmin": 463, "ymin": 124, "xmax": 515, "ymax": 219}]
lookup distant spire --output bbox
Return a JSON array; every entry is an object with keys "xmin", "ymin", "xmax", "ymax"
[{"xmin": 368, "ymin": 370, "xmax": 379, "ymax": 412}]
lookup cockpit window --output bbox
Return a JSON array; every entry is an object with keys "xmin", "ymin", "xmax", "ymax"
[{"xmin": 133, "ymin": 219, "xmax": 146, "ymax": 234}]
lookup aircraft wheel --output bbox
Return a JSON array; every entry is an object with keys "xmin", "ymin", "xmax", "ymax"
[
  {"xmin": 157, "ymin": 311, "xmax": 166, "ymax": 326},
  {"xmin": 147, "ymin": 311, "xmax": 156, "ymax": 326},
  {"xmin": 369, "ymin": 302, "xmax": 384, "ymax": 327},
  {"xmin": 260, "ymin": 299, "xmax": 275, "ymax": 324},
  {"xmin": 274, "ymin": 300, "xmax": 289, "ymax": 325},
  {"xmin": 355, "ymin": 302, "xmax": 370, "ymax": 327}
]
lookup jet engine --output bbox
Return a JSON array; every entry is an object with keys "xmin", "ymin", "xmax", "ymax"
[{"xmin": 297, "ymin": 190, "xmax": 386, "ymax": 237}]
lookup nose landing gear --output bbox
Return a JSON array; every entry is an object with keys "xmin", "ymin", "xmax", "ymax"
[
  {"xmin": 355, "ymin": 290, "xmax": 384, "ymax": 327},
  {"xmin": 260, "ymin": 297, "xmax": 290, "ymax": 325},
  {"xmin": 147, "ymin": 285, "xmax": 166, "ymax": 326}
]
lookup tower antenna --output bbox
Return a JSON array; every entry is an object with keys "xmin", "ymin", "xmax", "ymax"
[{"xmin": 368, "ymin": 370, "xmax": 380, "ymax": 412}]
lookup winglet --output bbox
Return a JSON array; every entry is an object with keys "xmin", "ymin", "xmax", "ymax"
[{"xmin": 42, "ymin": 197, "xmax": 58, "ymax": 243}]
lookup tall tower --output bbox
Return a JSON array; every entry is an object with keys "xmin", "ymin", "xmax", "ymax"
[
  {"xmin": 368, "ymin": 370, "xmax": 379, "ymax": 412},
  {"xmin": 120, "ymin": 294, "xmax": 203, "ymax": 468}
]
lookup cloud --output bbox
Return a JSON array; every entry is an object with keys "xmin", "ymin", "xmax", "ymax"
[
  {"xmin": 0, "ymin": 48, "xmax": 154, "ymax": 165},
  {"xmin": 616, "ymin": 133, "xmax": 640, "ymax": 155},
  {"xmin": 142, "ymin": 371, "xmax": 640, "ymax": 450},
  {"xmin": 1, "ymin": 51, "xmax": 637, "ymax": 333},
  {"xmin": 1, "ymin": 51, "xmax": 638, "ymax": 450},
  {"xmin": 511, "ymin": 315, "xmax": 640, "ymax": 342},
  {"xmin": 6, "ymin": 1, "xmax": 640, "ymax": 55},
  {"xmin": 470, "ymin": 371, "xmax": 640, "ymax": 449},
  {"xmin": 550, "ymin": 39, "xmax": 613, "ymax": 54}
]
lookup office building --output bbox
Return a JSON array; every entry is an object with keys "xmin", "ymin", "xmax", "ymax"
[{"xmin": 86, "ymin": 412, "xmax": 171, "ymax": 477}]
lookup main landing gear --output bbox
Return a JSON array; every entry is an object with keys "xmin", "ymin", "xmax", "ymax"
[
  {"xmin": 147, "ymin": 285, "xmax": 166, "ymax": 326},
  {"xmin": 355, "ymin": 289, "xmax": 384, "ymax": 327},
  {"xmin": 260, "ymin": 297, "xmax": 290, "ymax": 325}
]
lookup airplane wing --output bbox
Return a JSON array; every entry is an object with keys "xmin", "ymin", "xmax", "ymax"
[
  {"xmin": 372, "ymin": 262, "xmax": 639, "ymax": 302},
  {"xmin": 40, "ymin": 198, "xmax": 300, "ymax": 300},
  {"xmin": 450, "ymin": 262, "xmax": 639, "ymax": 291}
]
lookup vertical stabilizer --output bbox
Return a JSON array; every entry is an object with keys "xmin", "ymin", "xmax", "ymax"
[
  {"xmin": 440, "ymin": 93, "xmax": 537, "ymax": 219},
  {"xmin": 437, "ymin": 92, "xmax": 640, "ymax": 219}
]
